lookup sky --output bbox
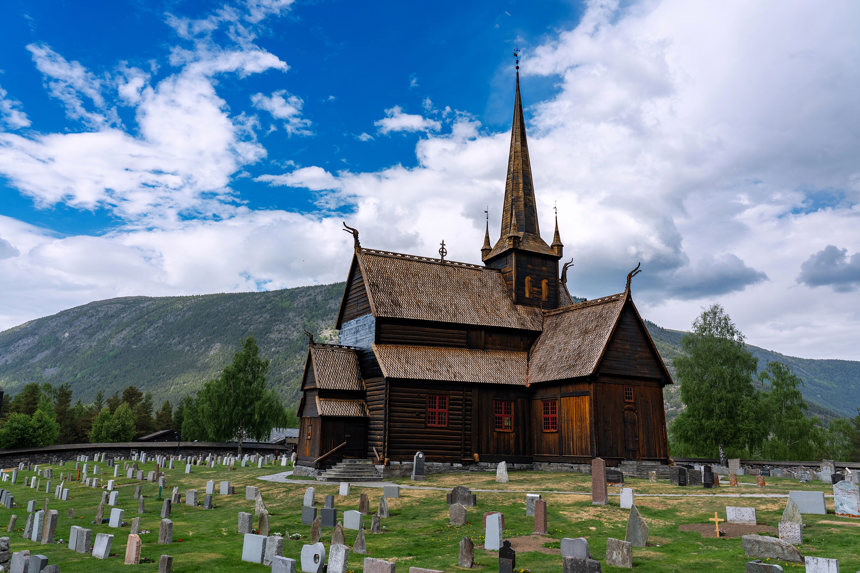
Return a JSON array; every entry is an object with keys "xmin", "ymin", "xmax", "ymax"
[{"xmin": 0, "ymin": 0, "xmax": 859, "ymax": 361}]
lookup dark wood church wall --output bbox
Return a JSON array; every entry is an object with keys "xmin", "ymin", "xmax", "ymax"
[
  {"xmin": 364, "ymin": 376, "xmax": 386, "ymax": 459},
  {"xmin": 386, "ymin": 380, "xmax": 472, "ymax": 462},
  {"xmin": 591, "ymin": 378, "xmax": 668, "ymax": 461},
  {"xmin": 530, "ymin": 381, "xmax": 592, "ymax": 460},
  {"xmin": 375, "ymin": 319, "xmax": 536, "ymax": 351},
  {"xmin": 471, "ymin": 386, "xmax": 531, "ymax": 462},
  {"xmin": 297, "ymin": 416, "xmax": 320, "ymax": 464},
  {"xmin": 512, "ymin": 254, "xmax": 559, "ymax": 309},
  {"xmin": 600, "ymin": 303, "xmax": 667, "ymax": 380},
  {"xmin": 340, "ymin": 263, "xmax": 371, "ymax": 324}
]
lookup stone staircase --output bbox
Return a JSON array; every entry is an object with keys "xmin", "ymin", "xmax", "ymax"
[{"xmin": 318, "ymin": 459, "xmax": 382, "ymax": 482}]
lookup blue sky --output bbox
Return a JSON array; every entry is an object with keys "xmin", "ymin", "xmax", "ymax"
[{"xmin": 1, "ymin": 0, "xmax": 860, "ymax": 360}]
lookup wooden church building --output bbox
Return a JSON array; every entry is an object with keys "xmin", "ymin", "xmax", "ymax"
[{"xmin": 296, "ymin": 70, "xmax": 672, "ymax": 470}]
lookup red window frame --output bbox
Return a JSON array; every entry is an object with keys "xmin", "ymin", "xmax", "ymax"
[
  {"xmin": 426, "ymin": 394, "xmax": 449, "ymax": 428},
  {"xmin": 542, "ymin": 399, "xmax": 558, "ymax": 432},
  {"xmin": 494, "ymin": 400, "xmax": 514, "ymax": 432},
  {"xmin": 624, "ymin": 386, "xmax": 634, "ymax": 403}
]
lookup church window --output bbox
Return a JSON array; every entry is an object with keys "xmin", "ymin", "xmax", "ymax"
[
  {"xmin": 541, "ymin": 279, "xmax": 549, "ymax": 302},
  {"xmin": 524, "ymin": 276, "xmax": 532, "ymax": 298},
  {"xmin": 426, "ymin": 394, "xmax": 448, "ymax": 427},
  {"xmin": 542, "ymin": 400, "xmax": 558, "ymax": 432},
  {"xmin": 494, "ymin": 400, "xmax": 514, "ymax": 432},
  {"xmin": 306, "ymin": 425, "xmax": 311, "ymax": 440},
  {"xmin": 624, "ymin": 386, "xmax": 634, "ymax": 403}
]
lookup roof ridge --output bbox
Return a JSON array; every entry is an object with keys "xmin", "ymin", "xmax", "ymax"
[
  {"xmin": 311, "ymin": 342, "xmax": 360, "ymax": 351},
  {"xmin": 360, "ymin": 248, "xmax": 486, "ymax": 270},
  {"xmin": 542, "ymin": 292, "xmax": 625, "ymax": 316}
]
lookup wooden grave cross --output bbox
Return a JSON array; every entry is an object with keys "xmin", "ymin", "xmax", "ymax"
[{"xmin": 708, "ymin": 512, "xmax": 724, "ymax": 537}]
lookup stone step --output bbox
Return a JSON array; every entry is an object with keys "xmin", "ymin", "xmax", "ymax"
[{"xmin": 319, "ymin": 459, "xmax": 382, "ymax": 482}]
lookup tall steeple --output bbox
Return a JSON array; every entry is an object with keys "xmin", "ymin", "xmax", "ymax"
[{"xmin": 483, "ymin": 61, "xmax": 556, "ymax": 262}]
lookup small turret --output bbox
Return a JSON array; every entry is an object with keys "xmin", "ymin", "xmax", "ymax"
[{"xmin": 551, "ymin": 208, "xmax": 563, "ymax": 258}]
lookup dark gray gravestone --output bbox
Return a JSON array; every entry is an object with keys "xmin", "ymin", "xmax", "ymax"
[
  {"xmin": 499, "ymin": 540, "xmax": 516, "ymax": 573},
  {"xmin": 832, "ymin": 473, "xmax": 845, "ymax": 484},
  {"xmin": 606, "ymin": 469, "xmax": 624, "ymax": 484},
  {"xmin": 459, "ymin": 537, "xmax": 474, "ymax": 568},
  {"xmin": 161, "ymin": 500, "xmax": 171, "ymax": 518},
  {"xmin": 301, "ymin": 506, "xmax": 317, "ymax": 526},
  {"xmin": 321, "ymin": 508, "xmax": 338, "ymax": 528},
  {"xmin": 688, "ymin": 469, "xmax": 703, "ymax": 486},
  {"xmin": 703, "ymin": 466, "xmax": 715, "ymax": 489},
  {"xmin": 370, "ymin": 513, "xmax": 381, "ymax": 534},
  {"xmin": 353, "ymin": 527, "xmax": 367, "ymax": 554},
  {"xmin": 412, "ymin": 451, "xmax": 425, "ymax": 481},
  {"xmin": 324, "ymin": 495, "xmax": 335, "ymax": 509},
  {"xmin": 746, "ymin": 559, "xmax": 785, "ymax": 572},
  {"xmin": 203, "ymin": 495, "xmax": 213, "ymax": 510},
  {"xmin": 670, "ymin": 467, "xmax": 688, "ymax": 486},
  {"xmin": 760, "ymin": 468, "xmax": 771, "ymax": 477},
  {"xmin": 449, "ymin": 503, "xmax": 467, "ymax": 526},
  {"xmin": 446, "ymin": 486, "xmax": 476, "ymax": 507}
]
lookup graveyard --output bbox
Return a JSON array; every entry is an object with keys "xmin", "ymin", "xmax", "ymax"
[{"xmin": 0, "ymin": 455, "xmax": 858, "ymax": 572}]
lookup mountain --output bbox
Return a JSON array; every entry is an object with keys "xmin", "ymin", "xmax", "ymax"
[{"xmin": 1, "ymin": 285, "xmax": 858, "ymax": 421}]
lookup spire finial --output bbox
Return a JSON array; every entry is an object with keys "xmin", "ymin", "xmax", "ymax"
[
  {"xmin": 551, "ymin": 201, "xmax": 563, "ymax": 254},
  {"xmin": 439, "ymin": 240, "xmax": 447, "ymax": 262},
  {"xmin": 481, "ymin": 207, "xmax": 492, "ymax": 258},
  {"xmin": 514, "ymin": 48, "xmax": 520, "ymax": 71}
]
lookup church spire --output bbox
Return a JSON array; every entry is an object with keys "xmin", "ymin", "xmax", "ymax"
[
  {"xmin": 551, "ymin": 204, "xmax": 563, "ymax": 257},
  {"xmin": 483, "ymin": 54, "xmax": 556, "ymax": 262},
  {"xmin": 481, "ymin": 208, "xmax": 492, "ymax": 257}
]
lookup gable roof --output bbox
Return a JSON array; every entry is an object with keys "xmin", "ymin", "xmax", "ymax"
[
  {"xmin": 309, "ymin": 344, "xmax": 363, "ymax": 391},
  {"xmin": 316, "ymin": 397, "xmax": 368, "ymax": 417},
  {"xmin": 374, "ymin": 343, "xmax": 528, "ymax": 386},
  {"xmin": 349, "ymin": 249, "xmax": 543, "ymax": 331},
  {"xmin": 528, "ymin": 293, "xmax": 627, "ymax": 383}
]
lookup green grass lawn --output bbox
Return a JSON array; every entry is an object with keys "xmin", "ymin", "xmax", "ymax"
[{"xmin": 0, "ymin": 460, "xmax": 857, "ymax": 572}]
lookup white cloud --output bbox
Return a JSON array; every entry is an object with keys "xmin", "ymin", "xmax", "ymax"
[
  {"xmin": 251, "ymin": 90, "xmax": 312, "ymax": 135},
  {"xmin": 256, "ymin": 166, "xmax": 341, "ymax": 191},
  {"xmin": 0, "ymin": 85, "xmax": 30, "ymax": 129},
  {"xmin": 374, "ymin": 106, "xmax": 442, "ymax": 134}
]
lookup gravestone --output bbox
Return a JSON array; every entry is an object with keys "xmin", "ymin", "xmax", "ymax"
[
  {"xmin": 344, "ymin": 510, "xmax": 363, "ymax": 530},
  {"xmin": 359, "ymin": 493, "xmax": 370, "ymax": 514},
  {"xmin": 134, "ymin": 485, "xmax": 142, "ymax": 499},
  {"xmin": 459, "ymin": 536, "xmax": 474, "ymax": 568},
  {"xmin": 161, "ymin": 499, "xmax": 172, "ymax": 518},
  {"xmin": 125, "ymin": 533, "xmax": 142, "ymax": 564},
  {"xmin": 109, "ymin": 507, "xmax": 124, "ymax": 528},
  {"xmin": 69, "ymin": 525, "xmax": 81, "ymax": 551},
  {"xmin": 238, "ymin": 512, "xmax": 253, "ymax": 534},
  {"xmin": 31, "ymin": 510, "xmax": 44, "ymax": 542},
  {"xmin": 378, "ymin": 496, "xmax": 389, "ymax": 518},
  {"xmin": 258, "ymin": 510, "xmax": 270, "ymax": 536},
  {"xmin": 41, "ymin": 509, "xmax": 58, "ymax": 544},
  {"xmin": 328, "ymin": 543, "xmax": 350, "ymax": 573},
  {"xmin": 321, "ymin": 507, "xmax": 338, "ymax": 528},
  {"xmin": 332, "ymin": 522, "xmax": 345, "ymax": 545},
  {"xmin": 302, "ymin": 506, "xmax": 317, "ymax": 526},
  {"xmin": 172, "ymin": 487, "xmax": 181, "ymax": 504},
  {"xmin": 804, "ymin": 556, "xmax": 840, "ymax": 573},
  {"xmin": 158, "ymin": 519, "xmax": 173, "ymax": 544},
  {"xmin": 353, "ymin": 528, "xmax": 367, "ymax": 554},
  {"xmin": 648, "ymin": 470, "xmax": 657, "ymax": 483},
  {"xmin": 450, "ymin": 503, "xmax": 467, "ymax": 526},
  {"xmin": 741, "ymin": 534, "xmax": 803, "ymax": 563},
  {"xmin": 303, "ymin": 487, "xmax": 315, "ymax": 508},
  {"xmin": 220, "ymin": 481, "xmax": 230, "ymax": 495},
  {"xmin": 92, "ymin": 532, "xmax": 114, "ymax": 559},
  {"xmin": 370, "ymin": 514, "xmax": 381, "ymax": 534},
  {"xmin": 728, "ymin": 458, "xmax": 741, "ymax": 474},
  {"xmin": 626, "ymin": 505, "xmax": 648, "ymax": 547},
  {"xmin": 620, "ymin": 488, "xmax": 634, "ymax": 509},
  {"xmin": 592, "ymin": 458, "xmax": 607, "ymax": 505},
  {"xmin": 203, "ymin": 494, "xmax": 213, "ymax": 510},
  {"xmin": 131, "ymin": 517, "xmax": 140, "ymax": 535},
  {"xmin": 499, "ymin": 539, "xmax": 516, "ymax": 573},
  {"xmin": 271, "ymin": 556, "xmax": 298, "ymax": 573},
  {"xmin": 338, "ymin": 482, "xmax": 350, "ymax": 496},
  {"xmin": 606, "ymin": 469, "xmax": 624, "ymax": 484},
  {"xmin": 606, "ymin": 537, "xmax": 633, "ymax": 568},
  {"xmin": 782, "ymin": 498, "xmax": 803, "ymax": 524},
  {"xmin": 412, "ymin": 451, "xmax": 425, "ymax": 481},
  {"xmin": 789, "ymin": 491, "xmax": 826, "ymax": 514},
  {"xmin": 703, "ymin": 465, "xmax": 715, "ymax": 489},
  {"xmin": 727, "ymin": 506, "xmax": 757, "ymax": 524},
  {"xmin": 833, "ymin": 480, "xmax": 860, "ymax": 518},
  {"xmin": 496, "ymin": 461, "xmax": 509, "ymax": 483},
  {"xmin": 255, "ymin": 493, "xmax": 267, "ymax": 516},
  {"xmin": 186, "ymin": 490, "xmax": 198, "ymax": 507},
  {"xmin": 533, "ymin": 498, "xmax": 547, "ymax": 535},
  {"xmin": 324, "ymin": 495, "xmax": 335, "ymax": 509},
  {"xmin": 363, "ymin": 557, "xmax": 396, "ymax": 573},
  {"xmin": 29, "ymin": 554, "xmax": 49, "ymax": 572},
  {"xmin": 206, "ymin": 480, "xmax": 215, "ymax": 495},
  {"xmin": 561, "ymin": 537, "xmax": 601, "ymax": 572},
  {"xmin": 7, "ymin": 514, "xmax": 16, "ymax": 532},
  {"xmin": 138, "ymin": 496, "xmax": 146, "ymax": 513},
  {"xmin": 311, "ymin": 515, "xmax": 322, "ymax": 543},
  {"xmin": 778, "ymin": 521, "xmax": 802, "ymax": 545},
  {"xmin": 383, "ymin": 485, "xmax": 400, "ymax": 499},
  {"xmin": 446, "ymin": 486, "xmax": 476, "ymax": 506},
  {"xmin": 76, "ymin": 528, "xmax": 93, "ymax": 554},
  {"xmin": 671, "ymin": 466, "xmax": 688, "ymax": 486},
  {"xmin": 484, "ymin": 512, "xmax": 503, "ymax": 550},
  {"xmin": 241, "ymin": 533, "xmax": 267, "ymax": 564},
  {"xmin": 264, "ymin": 535, "xmax": 284, "ymax": 566},
  {"xmin": 246, "ymin": 486, "xmax": 258, "ymax": 501},
  {"xmin": 526, "ymin": 493, "xmax": 541, "ymax": 516},
  {"xmin": 300, "ymin": 542, "xmax": 326, "ymax": 573}
]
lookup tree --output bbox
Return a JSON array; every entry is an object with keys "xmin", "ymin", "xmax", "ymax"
[
  {"xmin": 670, "ymin": 304, "xmax": 762, "ymax": 464},
  {"xmin": 0, "ymin": 413, "xmax": 36, "ymax": 448},
  {"xmin": 9, "ymin": 383, "xmax": 43, "ymax": 416},
  {"xmin": 154, "ymin": 400, "xmax": 173, "ymax": 430},
  {"xmin": 758, "ymin": 361, "xmax": 821, "ymax": 460},
  {"xmin": 89, "ymin": 403, "xmax": 136, "ymax": 443},
  {"xmin": 53, "ymin": 383, "xmax": 76, "ymax": 444},
  {"xmin": 133, "ymin": 392, "xmax": 155, "ymax": 437},
  {"xmin": 196, "ymin": 337, "xmax": 288, "ymax": 455}
]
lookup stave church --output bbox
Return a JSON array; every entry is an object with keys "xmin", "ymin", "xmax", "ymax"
[{"xmin": 296, "ymin": 68, "xmax": 671, "ymax": 471}]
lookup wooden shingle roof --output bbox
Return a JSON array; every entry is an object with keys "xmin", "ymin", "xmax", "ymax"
[
  {"xmin": 357, "ymin": 249, "xmax": 543, "ymax": 331},
  {"xmin": 316, "ymin": 397, "xmax": 368, "ymax": 417},
  {"xmin": 373, "ymin": 344, "xmax": 528, "ymax": 386},
  {"xmin": 310, "ymin": 344, "xmax": 363, "ymax": 391},
  {"xmin": 528, "ymin": 293, "xmax": 626, "ymax": 384}
]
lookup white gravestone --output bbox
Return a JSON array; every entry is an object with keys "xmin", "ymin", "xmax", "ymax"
[
  {"xmin": 484, "ymin": 512, "xmax": 503, "ymax": 551},
  {"xmin": 300, "ymin": 542, "xmax": 325, "ymax": 573},
  {"xmin": 620, "ymin": 488, "xmax": 634, "ymax": 509},
  {"xmin": 726, "ymin": 506, "xmax": 757, "ymax": 525}
]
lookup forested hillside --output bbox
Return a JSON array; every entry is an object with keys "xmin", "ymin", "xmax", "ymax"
[{"xmin": 0, "ymin": 285, "xmax": 857, "ymax": 420}]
